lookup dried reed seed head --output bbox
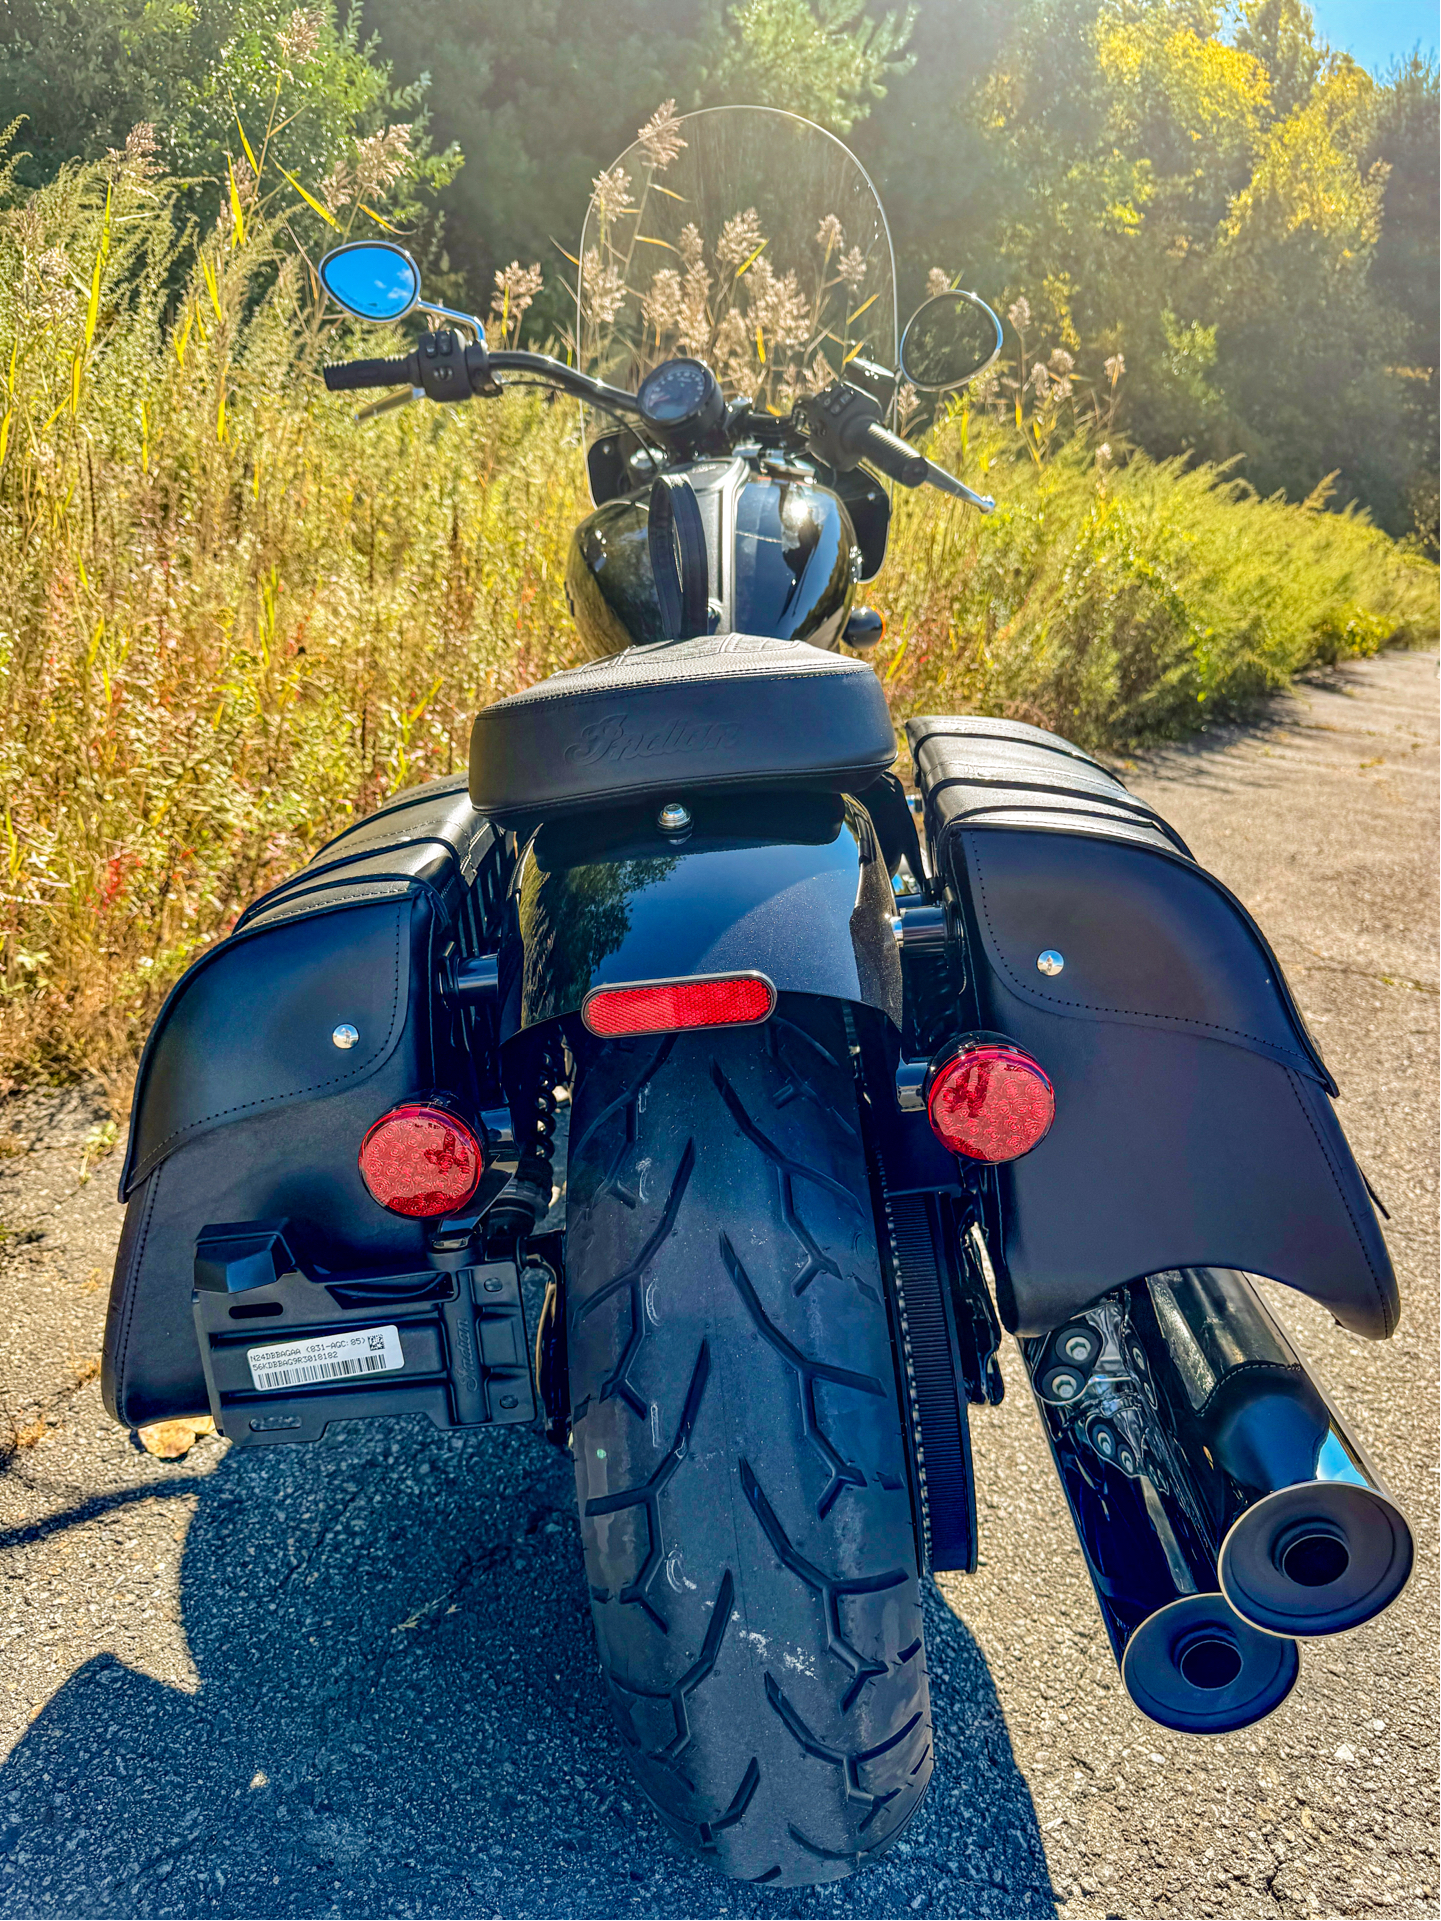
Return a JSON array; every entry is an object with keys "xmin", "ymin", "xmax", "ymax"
[
  {"xmin": 276, "ymin": 8, "xmax": 323, "ymax": 66},
  {"xmin": 712, "ymin": 308, "xmax": 753, "ymax": 383},
  {"xmin": 926, "ymin": 267, "xmax": 952, "ymax": 298},
  {"xmin": 641, "ymin": 267, "xmax": 683, "ymax": 333},
  {"xmin": 968, "ymin": 364, "xmax": 1000, "ymax": 405},
  {"xmin": 589, "ymin": 164, "xmax": 632, "ymax": 225},
  {"xmin": 1048, "ymin": 346, "xmax": 1074, "ymax": 374},
  {"xmin": 677, "ymin": 223, "xmax": 704, "ymax": 269},
  {"xmin": 1105, "ymin": 351, "xmax": 1126, "ymax": 383},
  {"xmin": 806, "ymin": 349, "xmax": 837, "ymax": 393},
  {"xmin": 1008, "ymin": 295, "xmax": 1032, "ymax": 333},
  {"xmin": 743, "ymin": 256, "xmax": 808, "ymax": 345},
  {"xmin": 717, "ymin": 207, "xmax": 765, "ymax": 270},
  {"xmin": 837, "ymin": 246, "xmax": 867, "ymax": 290},
  {"xmin": 637, "ymin": 100, "xmax": 686, "ymax": 171},
  {"xmin": 896, "ymin": 382, "xmax": 920, "ymax": 428},
  {"xmin": 490, "ymin": 261, "xmax": 544, "ymax": 323},
  {"xmin": 580, "ymin": 250, "xmax": 627, "ymax": 325},
  {"xmin": 232, "ymin": 156, "xmax": 259, "ymax": 205},
  {"xmin": 105, "ymin": 122, "xmax": 160, "ymax": 183},
  {"xmin": 816, "ymin": 213, "xmax": 844, "ymax": 253},
  {"xmin": 353, "ymin": 124, "xmax": 413, "ymax": 200}
]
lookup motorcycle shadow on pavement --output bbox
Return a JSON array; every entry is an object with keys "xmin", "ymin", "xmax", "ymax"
[{"xmin": 0, "ymin": 1415, "xmax": 1056, "ymax": 1921}]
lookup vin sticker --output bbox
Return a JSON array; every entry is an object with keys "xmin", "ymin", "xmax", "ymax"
[{"xmin": 247, "ymin": 1325, "xmax": 403, "ymax": 1394}]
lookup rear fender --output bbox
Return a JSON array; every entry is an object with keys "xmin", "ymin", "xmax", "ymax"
[{"xmin": 503, "ymin": 788, "xmax": 901, "ymax": 1035}]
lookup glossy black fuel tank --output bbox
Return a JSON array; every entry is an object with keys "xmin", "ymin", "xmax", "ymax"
[{"xmin": 565, "ymin": 459, "xmax": 857, "ymax": 659}]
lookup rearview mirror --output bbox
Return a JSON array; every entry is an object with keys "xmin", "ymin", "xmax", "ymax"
[
  {"xmin": 900, "ymin": 290, "xmax": 1003, "ymax": 393},
  {"xmin": 319, "ymin": 242, "xmax": 421, "ymax": 322}
]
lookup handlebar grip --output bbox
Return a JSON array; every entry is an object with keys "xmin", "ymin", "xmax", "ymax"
[
  {"xmin": 323, "ymin": 355, "xmax": 417, "ymax": 393},
  {"xmin": 860, "ymin": 420, "xmax": 930, "ymax": 488}
]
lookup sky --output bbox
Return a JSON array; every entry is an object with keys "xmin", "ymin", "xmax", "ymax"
[{"xmin": 1306, "ymin": 0, "xmax": 1438, "ymax": 70}]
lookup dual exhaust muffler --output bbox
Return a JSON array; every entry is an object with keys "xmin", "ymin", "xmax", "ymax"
[{"xmin": 1021, "ymin": 1267, "xmax": 1412, "ymax": 1735}]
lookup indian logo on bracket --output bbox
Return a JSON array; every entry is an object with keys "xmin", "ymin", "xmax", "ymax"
[{"xmin": 564, "ymin": 713, "xmax": 742, "ymax": 767}]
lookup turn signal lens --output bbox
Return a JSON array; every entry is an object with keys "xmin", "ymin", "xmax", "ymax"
[
  {"xmin": 583, "ymin": 973, "xmax": 776, "ymax": 1037},
  {"xmin": 358, "ymin": 1103, "xmax": 484, "ymax": 1217},
  {"xmin": 926, "ymin": 1040, "xmax": 1054, "ymax": 1163}
]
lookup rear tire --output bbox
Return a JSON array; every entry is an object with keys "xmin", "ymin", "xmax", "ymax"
[{"xmin": 565, "ymin": 998, "xmax": 932, "ymax": 1886}]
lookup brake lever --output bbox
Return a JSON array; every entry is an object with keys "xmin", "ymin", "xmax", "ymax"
[
  {"xmin": 924, "ymin": 461, "xmax": 996, "ymax": 514},
  {"xmin": 355, "ymin": 386, "xmax": 423, "ymax": 425}
]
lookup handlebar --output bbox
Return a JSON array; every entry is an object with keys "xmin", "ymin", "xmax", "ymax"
[
  {"xmin": 487, "ymin": 351, "xmax": 645, "ymax": 419},
  {"xmin": 857, "ymin": 419, "xmax": 929, "ymax": 489},
  {"xmin": 322, "ymin": 342, "xmax": 645, "ymax": 419},
  {"xmin": 320, "ymin": 347, "xmax": 995, "ymax": 511},
  {"xmin": 323, "ymin": 354, "xmax": 417, "ymax": 393}
]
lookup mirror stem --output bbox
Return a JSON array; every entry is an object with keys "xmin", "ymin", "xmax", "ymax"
[{"xmin": 417, "ymin": 301, "xmax": 488, "ymax": 345}]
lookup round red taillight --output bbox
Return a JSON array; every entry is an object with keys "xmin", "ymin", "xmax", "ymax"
[
  {"xmin": 358, "ymin": 1103, "xmax": 484, "ymax": 1218},
  {"xmin": 926, "ymin": 1040, "xmax": 1054, "ymax": 1163}
]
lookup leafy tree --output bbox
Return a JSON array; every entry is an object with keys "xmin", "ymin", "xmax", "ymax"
[
  {"xmin": 0, "ymin": 0, "xmax": 457, "ymax": 228},
  {"xmin": 716, "ymin": 0, "xmax": 915, "ymax": 132},
  {"xmin": 359, "ymin": 0, "xmax": 911, "ymax": 323}
]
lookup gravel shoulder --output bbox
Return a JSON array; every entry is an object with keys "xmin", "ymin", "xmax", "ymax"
[{"xmin": 0, "ymin": 648, "xmax": 1434, "ymax": 1921}]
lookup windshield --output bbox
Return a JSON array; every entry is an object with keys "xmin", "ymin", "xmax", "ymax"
[{"xmin": 577, "ymin": 104, "xmax": 897, "ymax": 418}]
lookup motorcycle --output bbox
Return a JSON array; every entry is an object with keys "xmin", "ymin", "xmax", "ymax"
[{"xmin": 102, "ymin": 106, "xmax": 1412, "ymax": 1887}]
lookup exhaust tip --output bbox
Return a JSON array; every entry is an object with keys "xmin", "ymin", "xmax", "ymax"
[
  {"xmin": 1219, "ymin": 1482, "xmax": 1413, "ymax": 1638},
  {"xmin": 1121, "ymin": 1594, "xmax": 1299, "ymax": 1736}
]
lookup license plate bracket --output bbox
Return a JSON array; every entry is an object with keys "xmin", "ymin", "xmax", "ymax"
[{"xmin": 192, "ymin": 1221, "xmax": 536, "ymax": 1446}]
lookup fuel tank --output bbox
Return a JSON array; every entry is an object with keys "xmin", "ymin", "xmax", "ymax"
[{"xmin": 565, "ymin": 458, "xmax": 857, "ymax": 659}]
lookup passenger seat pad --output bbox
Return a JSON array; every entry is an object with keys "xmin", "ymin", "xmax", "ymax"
[{"xmin": 469, "ymin": 633, "xmax": 896, "ymax": 823}]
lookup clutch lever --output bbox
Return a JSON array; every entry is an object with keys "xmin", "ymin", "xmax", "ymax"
[
  {"xmin": 356, "ymin": 386, "xmax": 423, "ymax": 424},
  {"xmin": 923, "ymin": 460, "xmax": 996, "ymax": 514}
]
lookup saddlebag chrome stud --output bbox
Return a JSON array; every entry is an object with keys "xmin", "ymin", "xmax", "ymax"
[
  {"xmin": 1037, "ymin": 949, "xmax": 1065, "ymax": 976},
  {"xmin": 657, "ymin": 800, "xmax": 692, "ymax": 835},
  {"xmin": 331, "ymin": 1023, "xmax": 360, "ymax": 1049}
]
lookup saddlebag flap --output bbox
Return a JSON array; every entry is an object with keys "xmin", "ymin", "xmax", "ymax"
[
  {"xmin": 104, "ymin": 776, "xmax": 507, "ymax": 1428},
  {"xmin": 908, "ymin": 715, "xmax": 1397, "ymax": 1342}
]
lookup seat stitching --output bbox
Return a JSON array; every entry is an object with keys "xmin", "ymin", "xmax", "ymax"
[{"xmin": 483, "ymin": 665, "xmax": 864, "ymax": 712}]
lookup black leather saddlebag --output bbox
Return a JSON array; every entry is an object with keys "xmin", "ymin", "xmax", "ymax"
[
  {"xmin": 908, "ymin": 716, "xmax": 1397, "ymax": 1343},
  {"xmin": 103, "ymin": 776, "xmax": 505, "ymax": 1427}
]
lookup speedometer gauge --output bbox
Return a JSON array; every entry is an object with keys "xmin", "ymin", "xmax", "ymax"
[{"xmin": 637, "ymin": 358, "xmax": 724, "ymax": 442}]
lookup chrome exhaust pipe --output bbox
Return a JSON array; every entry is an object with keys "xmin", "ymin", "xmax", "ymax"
[
  {"xmin": 1024, "ymin": 1269, "xmax": 1412, "ymax": 1711},
  {"xmin": 1022, "ymin": 1296, "xmax": 1300, "ymax": 1736},
  {"xmin": 1143, "ymin": 1267, "xmax": 1413, "ymax": 1638}
]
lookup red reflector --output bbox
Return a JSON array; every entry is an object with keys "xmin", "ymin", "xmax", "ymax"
[
  {"xmin": 358, "ymin": 1103, "xmax": 484, "ymax": 1217},
  {"xmin": 583, "ymin": 974, "xmax": 776, "ymax": 1037},
  {"xmin": 927, "ymin": 1041, "xmax": 1054, "ymax": 1163}
]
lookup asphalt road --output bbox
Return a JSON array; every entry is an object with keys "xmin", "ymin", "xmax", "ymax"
[{"xmin": 0, "ymin": 648, "xmax": 1434, "ymax": 1921}]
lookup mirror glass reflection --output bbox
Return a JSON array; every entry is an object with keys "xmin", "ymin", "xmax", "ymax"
[
  {"xmin": 900, "ymin": 290, "xmax": 1003, "ymax": 393},
  {"xmin": 319, "ymin": 244, "xmax": 420, "ymax": 322}
]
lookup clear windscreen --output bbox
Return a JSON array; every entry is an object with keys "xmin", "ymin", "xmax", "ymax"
[{"xmin": 577, "ymin": 105, "xmax": 897, "ymax": 420}]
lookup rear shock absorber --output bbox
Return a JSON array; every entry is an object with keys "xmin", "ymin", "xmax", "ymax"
[{"xmin": 489, "ymin": 1029, "xmax": 566, "ymax": 1244}]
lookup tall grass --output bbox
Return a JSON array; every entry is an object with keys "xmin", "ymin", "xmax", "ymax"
[
  {"xmin": 874, "ymin": 412, "xmax": 1435, "ymax": 742},
  {"xmin": 1, "ymin": 157, "xmax": 1435, "ymax": 1089}
]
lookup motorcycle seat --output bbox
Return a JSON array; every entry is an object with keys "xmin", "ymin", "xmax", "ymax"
[{"xmin": 468, "ymin": 632, "xmax": 896, "ymax": 824}]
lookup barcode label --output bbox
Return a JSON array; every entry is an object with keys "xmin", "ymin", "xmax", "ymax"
[{"xmin": 247, "ymin": 1324, "xmax": 404, "ymax": 1393}]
